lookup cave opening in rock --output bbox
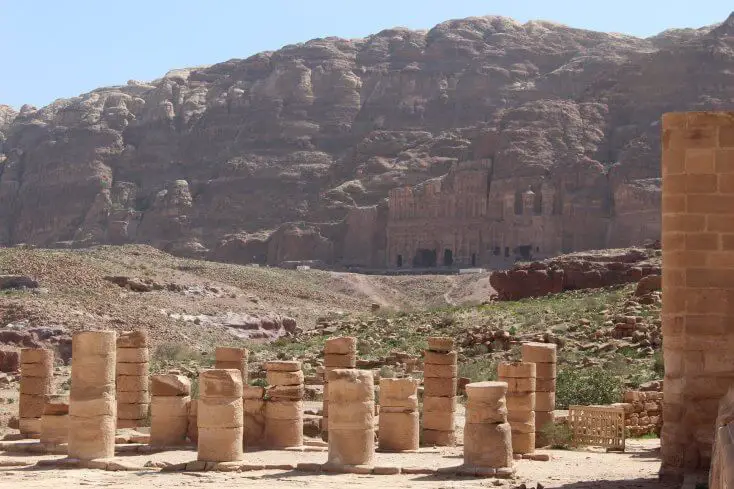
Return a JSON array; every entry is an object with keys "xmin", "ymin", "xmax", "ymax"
[
  {"xmin": 396, "ymin": 254, "xmax": 403, "ymax": 267},
  {"xmin": 471, "ymin": 253, "xmax": 476, "ymax": 267},
  {"xmin": 443, "ymin": 249, "xmax": 453, "ymax": 266},
  {"xmin": 413, "ymin": 248, "xmax": 437, "ymax": 267}
]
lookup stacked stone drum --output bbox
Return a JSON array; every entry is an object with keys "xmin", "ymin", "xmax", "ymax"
[
  {"xmin": 521, "ymin": 342, "xmax": 557, "ymax": 447},
  {"xmin": 464, "ymin": 381, "xmax": 513, "ymax": 469},
  {"xmin": 378, "ymin": 377, "xmax": 419, "ymax": 451},
  {"xmin": 421, "ymin": 337, "xmax": 458, "ymax": 446},
  {"xmin": 243, "ymin": 385, "xmax": 266, "ymax": 447},
  {"xmin": 498, "ymin": 361, "xmax": 536, "ymax": 454},
  {"xmin": 69, "ymin": 331, "xmax": 117, "ymax": 460},
  {"xmin": 215, "ymin": 347, "xmax": 248, "ymax": 385},
  {"xmin": 264, "ymin": 361, "xmax": 304, "ymax": 448},
  {"xmin": 327, "ymin": 369, "xmax": 375, "ymax": 467},
  {"xmin": 116, "ymin": 331, "xmax": 150, "ymax": 428},
  {"xmin": 150, "ymin": 374, "xmax": 191, "ymax": 446},
  {"xmin": 40, "ymin": 395, "xmax": 69, "ymax": 447},
  {"xmin": 198, "ymin": 369, "xmax": 244, "ymax": 462},
  {"xmin": 19, "ymin": 348, "xmax": 54, "ymax": 437},
  {"xmin": 322, "ymin": 336, "xmax": 357, "ymax": 441}
]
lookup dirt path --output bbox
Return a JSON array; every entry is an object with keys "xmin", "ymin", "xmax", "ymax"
[{"xmin": 0, "ymin": 439, "xmax": 673, "ymax": 489}]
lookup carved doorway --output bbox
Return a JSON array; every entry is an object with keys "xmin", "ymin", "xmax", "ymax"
[
  {"xmin": 413, "ymin": 248, "xmax": 437, "ymax": 267},
  {"xmin": 443, "ymin": 249, "xmax": 453, "ymax": 267},
  {"xmin": 517, "ymin": 245, "xmax": 532, "ymax": 261},
  {"xmin": 396, "ymin": 254, "xmax": 403, "ymax": 267}
]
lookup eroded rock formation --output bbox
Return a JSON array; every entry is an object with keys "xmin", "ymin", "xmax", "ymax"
[{"xmin": 0, "ymin": 14, "xmax": 733, "ymax": 267}]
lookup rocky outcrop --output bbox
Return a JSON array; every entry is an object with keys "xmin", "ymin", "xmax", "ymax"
[
  {"xmin": 0, "ymin": 14, "xmax": 732, "ymax": 266},
  {"xmin": 490, "ymin": 248, "xmax": 661, "ymax": 300}
]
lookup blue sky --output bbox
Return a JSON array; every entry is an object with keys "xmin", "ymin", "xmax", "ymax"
[{"xmin": 1, "ymin": 1, "xmax": 731, "ymax": 108}]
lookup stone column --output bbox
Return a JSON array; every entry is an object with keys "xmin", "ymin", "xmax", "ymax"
[
  {"xmin": 322, "ymin": 336, "xmax": 357, "ymax": 441},
  {"xmin": 327, "ymin": 369, "xmax": 375, "ymax": 467},
  {"xmin": 19, "ymin": 348, "xmax": 53, "ymax": 438},
  {"xmin": 661, "ymin": 111, "xmax": 734, "ymax": 479},
  {"xmin": 498, "ymin": 361, "xmax": 536, "ymax": 454},
  {"xmin": 116, "ymin": 331, "xmax": 150, "ymax": 429},
  {"xmin": 421, "ymin": 337, "xmax": 458, "ymax": 446},
  {"xmin": 264, "ymin": 361, "xmax": 304, "ymax": 448},
  {"xmin": 215, "ymin": 347, "xmax": 248, "ymax": 385},
  {"xmin": 69, "ymin": 331, "xmax": 117, "ymax": 460},
  {"xmin": 243, "ymin": 385, "xmax": 265, "ymax": 447},
  {"xmin": 521, "ymin": 342, "xmax": 557, "ymax": 447},
  {"xmin": 378, "ymin": 377, "xmax": 419, "ymax": 452},
  {"xmin": 40, "ymin": 395, "xmax": 69, "ymax": 447},
  {"xmin": 464, "ymin": 381, "xmax": 513, "ymax": 469},
  {"xmin": 198, "ymin": 369, "xmax": 244, "ymax": 462},
  {"xmin": 149, "ymin": 374, "xmax": 191, "ymax": 446}
]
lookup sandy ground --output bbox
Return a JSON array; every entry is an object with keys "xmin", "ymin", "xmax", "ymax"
[{"xmin": 0, "ymin": 439, "xmax": 672, "ymax": 489}]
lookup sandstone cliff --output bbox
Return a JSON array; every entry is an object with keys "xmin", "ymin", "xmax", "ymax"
[{"xmin": 1, "ymin": 13, "xmax": 732, "ymax": 268}]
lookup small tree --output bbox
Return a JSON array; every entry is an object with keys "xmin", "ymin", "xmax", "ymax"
[{"xmin": 555, "ymin": 367, "xmax": 623, "ymax": 409}]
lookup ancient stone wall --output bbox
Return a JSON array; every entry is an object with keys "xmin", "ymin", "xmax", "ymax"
[{"xmin": 661, "ymin": 111, "xmax": 734, "ymax": 480}]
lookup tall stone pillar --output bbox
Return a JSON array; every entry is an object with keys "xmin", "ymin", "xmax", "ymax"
[
  {"xmin": 421, "ymin": 337, "xmax": 458, "ymax": 446},
  {"xmin": 19, "ymin": 348, "xmax": 54, "ymax": 437},
  {"xmin": 150, "ymin": 374, "xmax": 191, "ymax": 446},
  {"xmin": 322, "ymin": 336, "xmax": 357, "ymax": 441},
  {"xmin": 464, "ymin": 381, "xmax": 513, "ymax": 469},
  {"xmin": 498, "ymin": 361, "xmax": 536, "ymax": 454},
  {"xmin": 521, "ymin": 342, "xmax": 557, "ymax": 447},
  {"xmin": 116, "ymin": 331, "xmax": 150, "ymax": 428},
  {"xmin": 661, "ymin": 111, "xmax": 734, "ymax": 479},
  {"xmin": 378, "ymin": 377, "xmax": 419, "ymax": 452},
  {"xmin": 327, "ymin": 369, "xmax": 375, "ymax": 467},
  {"xmin": 69, "ymin": 331, "xmax": 117, "ymax": 460},
  {"xmin": 264, "ymin": 361, "xmax": 304, "ymax": 448},
  {"xmin": 198, "ymin": 369, "xmax": 244, "ymax": 462}
]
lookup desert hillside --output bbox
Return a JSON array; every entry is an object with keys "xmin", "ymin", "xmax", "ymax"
[{"xmin": 0, "ymin": 14, "xmax": 732, "ymax": 268}]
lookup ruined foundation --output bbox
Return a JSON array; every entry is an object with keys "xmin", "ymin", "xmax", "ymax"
[
  {"xmin": 19, "ymin": 348, "xmax": 54, "ymax": 437},
  {"xmin": 498, "ymin": 361, "xmax": 536, "ymax": 454},
  {"xmin": 464, "ymin": 381, "xmax": 513, "ymax": 469},
  {"xmin": 661, "ymin": 111, "xmax": 734, "ymax": 479},
  {"xmin": 40, "ymin": 395, "xmax": 69, "ymax": 447},
  {"xmin": 327, "ymin": 369, "xmax": 376, "ymax": 467},
  {"xmin": 68, "ymin": 331, "xmax": 117, "ymax": 460},
  {"xmin": 264, "ymin": 361, "xmax": 304, "ymax": 448},
  {"xmin": 322, "ymin": 336, "xmax": 357, "ymax": 441},
  {"xmin": 521, "ymin": 342, "xmax": 557, "ymax": 447},
  {"xmin": 198, "ymin": 369, "xmax": 244, "ymax": 462},
  {"xmin": 243, "ymin": 385, "xmax": 266, "ymax": 447},
  {"xmin": 378, "ymin": 377, "xmax": 419, "ymax": 452},
  {"xmin": 116, "ymin": 331, "xmax": 150, "ymax": 429},
  {"xmin": 421, "ymin": 337, "xmax": 458, "ymax": 446},
  {"xmin": 150, "ymin": 374, "xmax": 191, "ymax": 447}
]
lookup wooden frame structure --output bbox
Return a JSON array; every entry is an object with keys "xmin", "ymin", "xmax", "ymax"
[{"xmin": 569, "ymin": 405, "xmax": 625, "ymax": 451}]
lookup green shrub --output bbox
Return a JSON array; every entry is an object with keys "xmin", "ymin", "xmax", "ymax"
[
  {"xmin": 153, "ymin": 342, "xmax": 206, "ymax": 364},
  {"xmin": 653, "ymin": 350, "xmax": 664, "ymax": 377},
  {"xmin": 459, "ymin": 358, "xmax": 496, "ymax": 383},
  {"xmin": 540, "ymin": 421, "xmax": 574, "ymax": 449},
  {"xmin": 555, "ymin": 367, "xmax": 623, "ymax": 409}
]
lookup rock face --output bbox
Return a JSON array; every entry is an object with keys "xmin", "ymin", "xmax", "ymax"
[
  {"xmin": 1, "ymin": 14, "xmax": 733, "ymax": 267},
  {"xmin": 490, "ymin": 248, "xmax": 661, "ymax": 300}
]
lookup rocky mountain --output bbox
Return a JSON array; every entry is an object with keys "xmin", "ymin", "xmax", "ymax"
[{"xmin": 0, "ymin": 13, "xmax": 732, "ymax": 268}]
